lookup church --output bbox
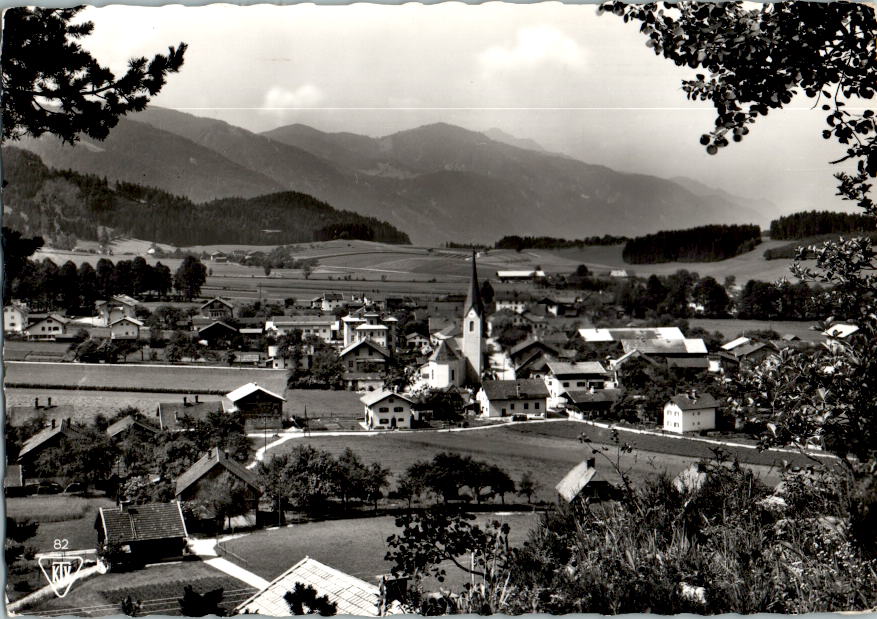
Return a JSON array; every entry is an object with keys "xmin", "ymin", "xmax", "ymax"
[{"xmin": 460, "ymin": 250, "xmax": 486, "ymax": 385}]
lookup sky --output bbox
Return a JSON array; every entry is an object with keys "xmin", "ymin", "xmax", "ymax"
[{"xmin": 79, "ymin": 2, "xmax": 853, "ymax": 215}]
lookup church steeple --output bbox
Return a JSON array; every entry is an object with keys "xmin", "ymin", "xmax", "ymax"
[{"xmin": 464, "ymin": 250, "xmax": 484, "ymax": 317}]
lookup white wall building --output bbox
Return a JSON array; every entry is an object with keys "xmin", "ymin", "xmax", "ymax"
[
  {"xmin": 663, "ymin": 391, "xmax": 718, "ymax": 434},
  {"xmin": 361, "ymin": 390, "xmax": 417, "ymax": 429}
]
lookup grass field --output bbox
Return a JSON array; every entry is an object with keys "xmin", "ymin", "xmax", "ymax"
[
  {"xmin": 6, "ymin": 495, "xmax": 115, "ymax": 552},
  {"xmin": 220, "ymin": 512, "xmax": 540, "ymax": 592},
  {"xmin": 265, "ymin": 421, "xmax": 793, "ymax": 504},
  {"xmin": 30, "ymin": 560, "xmax": 256, "ymax": 617},
  {"xmin": 3, "ymin": 362, "xmax": 288, "ymax": 399}
]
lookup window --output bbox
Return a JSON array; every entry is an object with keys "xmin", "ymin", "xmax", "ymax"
[
  {"xmin": 393, "ymin": 407, "xmax": 403, "ymax": 412},
  {"xmin": 469, "ymin": 321, "xmax": 474, "ymax": 332},
  {"xmin": 562, "ymin": 382, "xmax": 570, "ymax": 388},
  {"xmin": 379, "ymin": 419, "xmax": 388, "ymax": 424},
  {"xmin": 510, "ymin": 403, "xmax": 515, "ymax": 410},
  {"xmin": 576, "ymin": 381, "xmax": 586, "ymax": 387},
  {"xmin": 379, "ymin": 407, "xmax": 389, "ymax": 412},
  {"xmin": 535, "ymin": 402, "xmax": 540, "ymax": 410},
  {"xmin": 501, "ymin": 408, "xmax": 507, "ymax": 415},
  {"xmin": 524, "ymin": 403, "xmax": 529, "ymax": 410},
  {"xmin": 451, "ymin": 369, "xmax": 455, "ymax": 380}
]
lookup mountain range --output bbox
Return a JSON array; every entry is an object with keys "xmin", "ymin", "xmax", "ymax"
[{"xmin": 10, "ymin": 107, "xmax": 777, "ymax": 245}]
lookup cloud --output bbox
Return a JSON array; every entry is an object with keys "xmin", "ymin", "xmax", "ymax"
[
  {"xmin": 262, "ymin": 84, "xmax": 325, "ymax": 109},
  {"xmin": 479, "ymin": 26, "xmax": 586, "ymax": 72}
]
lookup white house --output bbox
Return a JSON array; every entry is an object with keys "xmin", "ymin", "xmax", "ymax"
[
  {"xmin": 96, "ymin": 295, "xmax": 138, "ymax": 327},
  {"xmin": 417, "ymin": 340, "xmax": 465, "ymax": 390},
  {"xmin": 663, "ymin": 391, "xmax": 718, "ymax": 434},
  {"xmin": 266, "ymin": 315, "xmax": 336, "ymax": 342},
  {"xmin": 24, "ymin": 314, "xmax": 70, "ymax": 341},
  {"xmin": 406, "ymin": 332, "xmax": 431, "ymax": 353},
  {"xmin": 4, "ymin": 303, "xmax": 29, "ymax": 334},
  {"xmin": 110, "ymin": 316, "xmax": 143, "ymax": 340},
  {"xmin": 341, "ymin": 315, "xmax": 366, "ymax": 347},
  {"xmin": 361, "ymin": 390, "xmax": 417, "ymax": 429},
  {"xmin": 354, "ymin": 323, "xmax": 389, "ymax": 348},
  {"xmin": 200, "ymin": 297, "xmax": 235, "ymax": 320},
  {"xmin": 493, "ymin": 290, "xmax": 533, "ymax": 314},
  {"xmin": 339, "ymin": 339, "xmax": 390, "ymax": 374},
  {"xmin": 477, "ymin": 379, "xmax": 549, "ymax": 418},
  {"xmin": 310, "ymin": 293, "xmax": 346, "ymax": 312}
]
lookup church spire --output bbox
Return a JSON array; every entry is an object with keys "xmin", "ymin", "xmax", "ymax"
[{"xmin": 464, "ymin": 250, "xmax": 484, "ymax": 317}]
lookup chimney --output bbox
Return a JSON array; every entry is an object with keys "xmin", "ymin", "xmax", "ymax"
[
  {"xmin": 119, "ymin": 500, "xmax": 131, "ymax": 513},
  {"xmin": 47, "ymin": 396, "xmax": 52, "ymax": 408},
  {"xmin": 34, "ymin": 397, "xmax": 39, "ymax": 409},
  {"xmin": 195, "ymin": 394, "xmax": 200, "ymax": 404},
  {"xmin": 183, "ymin": 396, "xmax": 188, "ymax": 406},
  {"xmin": 689, "ymin": 389, "xmax": 698, "ymax": 400},
  {"xmin": 51, "ymin": 419, "xmax": 56, "ymax": 429},
  {"xmin": 586, "ymin": 457, "xmax": 596, "ymax": 470}
]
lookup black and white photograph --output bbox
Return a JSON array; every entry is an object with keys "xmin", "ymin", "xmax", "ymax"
[{"xmin": 2, "ymin": 1, "xmax": 876, "ymax": 615}]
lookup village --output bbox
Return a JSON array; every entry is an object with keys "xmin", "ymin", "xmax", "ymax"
[{"xmin": 3, "ymin": 246, "xmax": 852, "ymax": 616}]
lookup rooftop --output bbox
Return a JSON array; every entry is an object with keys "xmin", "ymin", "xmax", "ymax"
[
  {"xmin": 481, "ymin": 379, "xmax": 549, "ymax": 401},
  {"xmin": 175, "ymin": 447, "xmax": 259, "ymax": 497},
  {"xmin": 546, "ymin": 360, "xmax": 607, "ymax": 376},
  {"xmin": 360, "ymin": 390, "xmax": 413, "ymax": 407},
  {"xmin": 98, "ymin": 502, "xmax": 187, "ymax": 545},
  {"xmin": 226, "ymin": 382, "xmax": 286, "ymax": 403},
  {"xmin": 668, "ymin": 392, "xmax": 718, "ymax": 410},
  {"xmin": 578, "ymin": 326, "xmax": 685, "ymax": 342}
]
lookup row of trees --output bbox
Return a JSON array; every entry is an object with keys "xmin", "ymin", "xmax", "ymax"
[
  {"xmin": 495, "ymin": 234, "xmax": 629, "ymax": 251},
  {"xmin": 622, "ymin": 224, "xmax": 762, "ymax": 264},
  {"xmin": 615, "ymin": 271, "xmax": 733, "ymax": 319},
  {"xmin": 3, "ymin": 243, "xmax": 209, "ymax": 311},
  {"xmin": 769, "ymin": 209, "xmax": 877, "ymax": 240}
]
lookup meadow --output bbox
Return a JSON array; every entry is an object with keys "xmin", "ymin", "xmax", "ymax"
[
  {"xmin": 220, "ymin": 512, "xmax": 540, "ymax": 591},
  {"xmin": 265, "ymin": 420, "xmax": 792, "ymax": 504}
]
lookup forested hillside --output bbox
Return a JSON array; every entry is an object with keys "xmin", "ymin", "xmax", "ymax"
[
  {"xmin": 769, "ymin": 210, "xmax": 876, "ymax": 239},
  {"xmin": 622, "ymin": 224, "xmax": 761, "ymax": 264},
  {"xmin": 1, "ymin": 148, "xmax": 410, "ymax": 247}
]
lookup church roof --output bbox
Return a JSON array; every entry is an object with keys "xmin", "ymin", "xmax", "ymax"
[{"xmin": 464, "ymin": 251, "xmax": 484, "ymax": 317}]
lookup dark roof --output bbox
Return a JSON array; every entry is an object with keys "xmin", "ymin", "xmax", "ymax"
[
  {"xmin": 429, "ymin": 340, "xmax": 461, "ymax": 363},
  {"xmin": 6, "ymin": 404, "xmax": 78, "ymax": 427},
  {"xmin": 18, "ymin": 420, "xmax": 82, "ymax": 460},
  {"xmin": 98, "ymin": 502, "xmax": 187, "ymax": 544},
  {"xmin": 668, "ymin": 392, "xmax": 718, "ymax": 410},
  {"xmin": 156, "ymin": 399, "xmax": 223, "ymax": 431},
  {"xmin": 510, "ymin": 338, "xmax": 559, "ymax": 359},
  {"xmin": 464, "ymin": 250, "xmax": 484, "ymax": 317},
  {"xmin": 667, "ymin": 357, "xmax": 710, "ymax": 369},
  {"xmin": 481, "ymin": 379, "xmax": 549, "ymax": 401},
  {"xmin": 339, "ymin": 338, "xmax": 391, "ymax": 360},
  {"xmin": 197, "ymin": 321, "xmax": 239, "ymax": 335},
  {"xmin": 564, "ymin": 389, "xmax": 622, "ymax": 404},
  {"xmin": 106, "ymin": 415, "xmax": 159, "ymax": 439},
  {"xmin": 733, "ymin": 342, "xmax": 775, "ymax": 358},
  {"xmin": 200, "ymin": 297, "xmax": 234, "ymax": 310},
  {"xmin": 175, "ymin": 447, "xmax": 260, "ymax": 497}
]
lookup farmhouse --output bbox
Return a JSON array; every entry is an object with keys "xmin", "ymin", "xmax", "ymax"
[
  {"xmin": 267, "ymin": 315, "xmax": 336, "ymax": 342},
  {"xmin": 477, "ymin": 379, "xmax": 549, "ymax": 418},
  {"xmin": 209, "ymin": 251, "xmax": 229, "ymax": 263},
  {"xmin": 17, "ymin": 419, "xmax": 82, "ymax": 469},
  {"xmin": 339, "ymin": 339, "xmax": 390, "ymax": 373},
  {"xmin": 95, "ymin": 501, "xmax": 188, "ymax": 563},
  {"xmin": 496, "ymin": 270, "xmax": 546, "ymax": 282},
  {"xmin": 540, "ymin": 360, "xmax": 614, "ymax": 403},
  {"xmin": 361, "ymin": 390, "xmax": 417, "ymax": 429},
  {"xmin": 620, "ymin": 338, "xmax": 709, "ymax": 369},
  {"xmin": 4, "ymin": 303, "xmax": 29, "ymax": 334},
  {"xmin": 96, "ymin": 294, "xmax": 138, "ymax": 327},
  {"xmin": 224, "ymin": 382, "xmax": 286, "ymax": 431},
  {"xmin": 24, "ymin": 313, "xmax": 71, "ymax": 341},
  {"xmin": 175, "ymin": 447, "xmax": 261, "ymax": 519},
  {"xmin": 418, "ymin": 340, "xmax": 465, "ymax": 390},
  {"xmin": 197, "ymin": 321, "xmax": 239, "ymax": 347},
  {"xmin": 562, "ymin": 389, "xmax": 622, "ymax": 420},
  {"xmin": 509, "ymin": 337, "xmax": 560, "ymax": 366},
  {"xmin": 405, "ymin": 332, "xmax": 431, "ymax": 353},
  {"xmin": 155, "ymin": 396, "xmax": 224, "ymax": 431},
  {"xmin": 235, "ymin": 556, "xmax": 402, "ymax": 616},
  {"xmin": 578, "ymin": 326, "xmax": 686, "ymax": 342},
  {"xmin": 110, "ymin": 316, "xmax": 144, "ymax": 340},
  {"xmin": 200, "ymin": 297, "xmax": 235, "ymax": 320},
  {"xmin": 310, "ymin": 292, "xmax": 346, "ymax": 312},
  {"xmin": 494, "ymin": 290, "xmax": 533, "ymax": 314},
  {"xmin": 663, "ymin": 391, "xmax": 718, "ymax": 434},
  {"xmin": 731, "ymin": 341, "xmax": 776, "ymax": 364}
]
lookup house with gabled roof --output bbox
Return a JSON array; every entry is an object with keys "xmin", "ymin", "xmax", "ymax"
[
  {"xmin": 235, "ymin": 556, "xmax": 403, "ymax": 616},
  {"xmin": 200, "ymin": 297, "xmax": 235, "ymax": 320},
  {"xmin": 24, "ymin": 313, "xmax": 71, "ymax": 341},
  {"xmin": 106, "ymin": 415, "xmax": 160, "ymax": 442},
  {"xmin": 361, "ymin": 390, "xmax": 417, "ymax": 429},
  {"xmin": 339, "ymin": 339, "xmax": 390, "ymax": 374},
  {"xmin": 110, "ymin": 316, "xmax": 144, "ymax": 340},
  {"xmin": 96, "ymin": 295, "xmax": 138, "ymax": 327},
  {"xmin": 4, "ymin": 302, "xmax": 29, "ymax": 334},
  {"xmin": 476, "ymin": 379, "xmax": 549, "ymax": 418},
  {"xmin": 17, "ymin": 419, "xmax": 82, "ymax": 469},
  {"xmin": 509, "ymin": 337, "xmax": 560, "ymax": 366},
  {"xmin": 224, "ymin": 382, "xmax": 286, "ymax": 431},
  {"xmin": 663, "ymin": 390, "xmax": 718, "ymax": 434},
  {"xmin": 417, "ymin": 340, "xmax": 464, "ymax": 390},
  {"xmin": 267, "ymin": 315, "xmax": 336, "ymax": 342},
  {"xmin": 540, "ymin": 360, "xmax": 614, "ymax": 403},
  {"xmin": 95, "ymin": 501, "xmax": 188, "ymax": 563},
  {"xmin": 175, "ymin": 447, "xmax": 261, "ymax": 520},
  {"xmin": 197, "ymin": 320, "xmax": 239, "ymax": 347}
]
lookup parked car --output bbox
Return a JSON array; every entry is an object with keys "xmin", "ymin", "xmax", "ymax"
[{"xmin": 36, "ymin": 481, "xmax": 63, "ymax": 494}]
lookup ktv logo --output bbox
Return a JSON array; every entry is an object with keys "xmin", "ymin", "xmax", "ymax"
[{"xmin": 37, "ymin": 540, "xmax": 86, "ymax": 598}]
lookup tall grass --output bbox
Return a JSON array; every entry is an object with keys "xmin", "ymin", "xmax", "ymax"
[{"xmin": 5, "ymin": 496, "xmax": 95, "ymax": 523}]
